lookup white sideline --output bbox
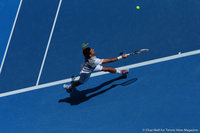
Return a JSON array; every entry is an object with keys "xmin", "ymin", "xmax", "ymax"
[
  {"xmin": 0, "ymin": 0, "xmax": 23, "ymax": 75},
  {"xmin": 36, "ymin": 0, "xmax": 62, "ymax": 86},
  {"xmin": 0, "ymin": 49, "xmax": 200, "ymax": 98}
]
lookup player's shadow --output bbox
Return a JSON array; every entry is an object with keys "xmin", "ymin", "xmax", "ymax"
[{"xmin": 58, "ymin": 75, "xmax": 138, "ymax": 106}]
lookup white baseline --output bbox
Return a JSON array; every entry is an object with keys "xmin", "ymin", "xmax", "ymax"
[{"xmin": 0, "ymin": 49, "xmax": 200, "ymax": 98}]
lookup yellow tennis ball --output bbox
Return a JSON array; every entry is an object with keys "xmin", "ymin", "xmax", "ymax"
[{"xmin": 136, "ymin": 6, "xmax": 140, "ymax": 9}]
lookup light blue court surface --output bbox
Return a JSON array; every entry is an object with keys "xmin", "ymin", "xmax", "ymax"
[
  {"xmin": 0, "ymin": 0, "xmax": 200, "ymax": 132},
  {"xmin": 0, "ymin": 54, "xmax": 200, "ymax": 133}
]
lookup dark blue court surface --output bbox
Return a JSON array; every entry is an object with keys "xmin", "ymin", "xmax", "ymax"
[{"xmin": 0, "ymin": 0, "xmax": 200, "ymax": 132}]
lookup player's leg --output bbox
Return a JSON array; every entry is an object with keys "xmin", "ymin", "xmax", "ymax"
[
  {"xmin": 101, "ymin": 67, "xmax": 129, "ymax": 75},
  {"xmin": 63, "ymin": 73, "xmax": 91, "ymax": 93},
  {"xmin": 102, "ymin": 67, "xmax": 117, "ymax": 73},
  {"xmin": 71, "ymin": 81, "xmax": 83, "ymax": 87}
]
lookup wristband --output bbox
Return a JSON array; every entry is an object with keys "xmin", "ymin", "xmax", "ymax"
[
  {"xmin": 117, "ymin": 56, "xmax": 122, "ymax": 60},
  {"xmin": 82, "ymin": 45, "xmax": 86, "ymax": 48}
]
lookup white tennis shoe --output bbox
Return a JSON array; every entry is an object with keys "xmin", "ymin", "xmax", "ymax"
[
  {"xmin": 121, "ymin": 69, "xmax": 129, "ymax": 75},
  {"xmin": 63, "ymin": 84, "xmax": 73, "ymax": 93},
  {"xmin": 63, "ymin": 84, "xmax": 69, "ymax": 89}
]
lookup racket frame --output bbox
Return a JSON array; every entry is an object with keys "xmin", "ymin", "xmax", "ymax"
[{"xmin": 126, "ymin": 49, "xmax": 149, "ymax": 56}]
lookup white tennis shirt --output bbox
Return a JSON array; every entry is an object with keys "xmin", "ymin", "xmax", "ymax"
[{"xmin": 80, "ymin": 56, "xmax": 104, "ymax": 73}]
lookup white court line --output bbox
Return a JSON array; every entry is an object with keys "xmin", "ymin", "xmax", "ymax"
[
  {"xmin": 0, "ymin": 0, "xmax": 23, "ymax": 75},
  {"xmin": 36, "ymin": 0, "xmax": 62, "ymax": 86},
  {"xmin": 0, "ymin": 49, "xmax": 200, "ymax": 98}
]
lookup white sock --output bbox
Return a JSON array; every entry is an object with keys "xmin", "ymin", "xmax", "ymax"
[{"xmin": 116, "ymin": 70, "xmax": 121, "ymax": 74}]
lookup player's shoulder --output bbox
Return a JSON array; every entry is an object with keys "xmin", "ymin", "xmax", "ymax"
[{"xmin": 90, "ymin": 56, "xmax": 99, "ymax": 60}]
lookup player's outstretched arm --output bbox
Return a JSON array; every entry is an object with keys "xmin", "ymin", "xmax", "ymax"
[{"xmin": 102, "ymin": 54, "xmax": 127, "ymax": 64}]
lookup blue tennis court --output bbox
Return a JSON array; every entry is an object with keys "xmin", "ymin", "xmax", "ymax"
[{"xmin": 0, "ymin": 0, "xmax": 200, "ymax": 132}]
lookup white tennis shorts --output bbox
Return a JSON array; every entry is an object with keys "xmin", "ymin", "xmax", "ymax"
[{"xmin": 79, "ymin": 65, "xmax": 103, "ymax": 83}]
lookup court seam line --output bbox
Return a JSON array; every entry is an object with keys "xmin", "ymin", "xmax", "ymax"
[
  {"xmin": 0, "ymin": 49, "xmax": 200, "ymax": 98},
  {"xmin": 36, "ymin": 0, "xmax": 62, "ymax": 86},
  {"xmin": 0, "ymin": 0, "xmax": 23, "ymax": 75}
]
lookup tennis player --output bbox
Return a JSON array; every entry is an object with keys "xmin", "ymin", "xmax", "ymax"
[{"xmin": 63, "ymin": 43, "xmax": 129, "ymax": 93}]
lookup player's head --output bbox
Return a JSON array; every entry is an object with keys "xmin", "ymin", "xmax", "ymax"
[
  {"xmin": 83, "ymin": 47, "xmax": 95, "ymax": 58},
  {"xmin": 83, "ymin": 47, "xmax": 91, "ymax": 58}
]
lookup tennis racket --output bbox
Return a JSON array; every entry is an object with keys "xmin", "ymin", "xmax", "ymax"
[{"xmin": 126, "ymin": 49, "xmax": 149, "ymax": 56}]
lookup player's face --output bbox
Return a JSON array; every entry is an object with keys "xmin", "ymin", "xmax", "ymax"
[{"xmin": 90, "ymin": 48, "xmax": 95, "ymax": 56}]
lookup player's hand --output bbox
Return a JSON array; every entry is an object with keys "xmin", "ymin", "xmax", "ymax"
[
  {"xmin": 82, "ymin": 43, "xmax": 89, "ymax": 47},
  {"xmin": 122, "ymin": 54, "xmax": 127, "ymax": 58}
]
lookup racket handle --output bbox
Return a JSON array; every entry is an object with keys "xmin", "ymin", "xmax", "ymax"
[{"xmin": 126, "ymin": 54, "xmax": 130, "ymax": 56}]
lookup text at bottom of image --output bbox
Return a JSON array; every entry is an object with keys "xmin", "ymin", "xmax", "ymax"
[{"xmin": 142, "ymin": 128, "xmax": 198, "ymax": 132}]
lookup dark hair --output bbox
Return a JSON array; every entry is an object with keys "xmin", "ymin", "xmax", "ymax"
[{"xmin": 83, "ymin": 47, "xmax": 91, "ymax": 58}]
